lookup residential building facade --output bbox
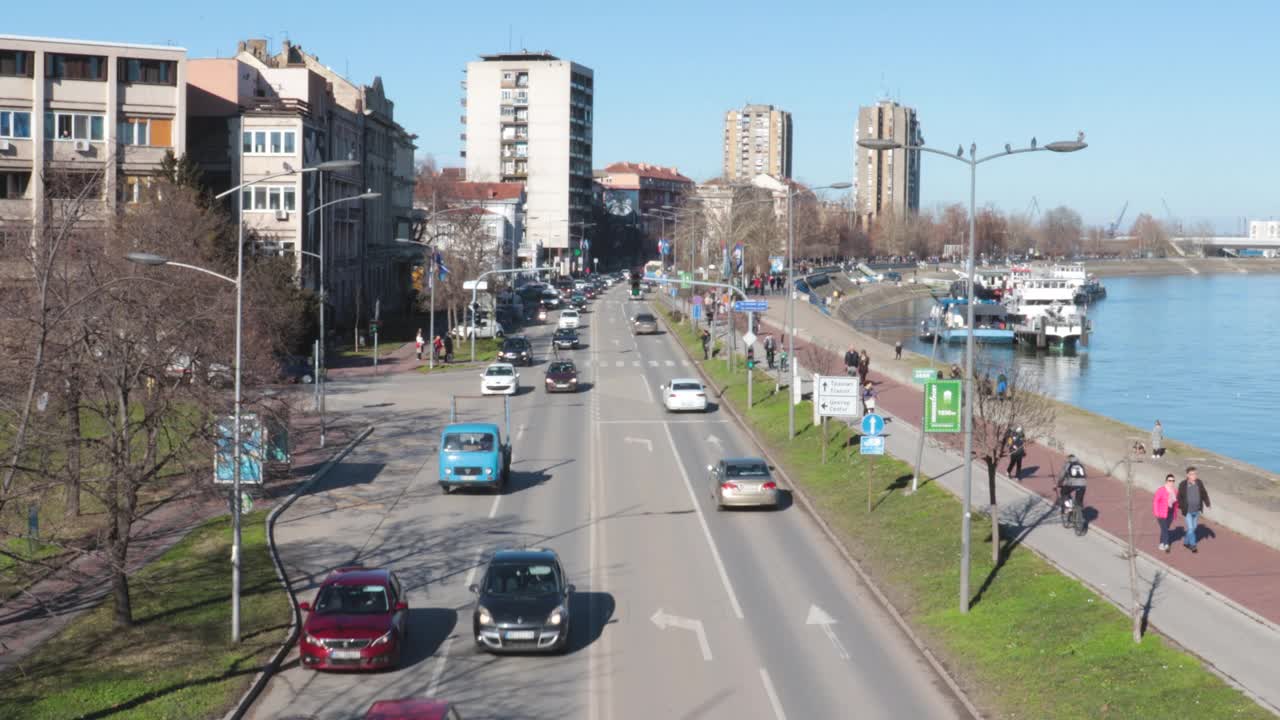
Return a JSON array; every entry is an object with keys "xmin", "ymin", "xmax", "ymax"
[
  {"xmin": 854, "ymin": 100, "xmax": 921, "ymax": 228},
  {"xmin": 416, "ymin": 181, "xmax": 525, "ymax": 272},
  {"xmin": 463, "ymin": 52, "xmax": 593, "ymax": 274},
  {"xmin": 723, "ymin": 104, "xmax": 792, "ymax": 181},
  {"xmin": 0, "ymin": 34, "xmax": 186, "ymax": 240},
  {"xmin": 598, "ymin": 161, "xmax": 693, "ymax": 246}
]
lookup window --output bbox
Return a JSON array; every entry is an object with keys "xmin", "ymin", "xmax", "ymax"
[
  {"xmin": 283, "ymin": 187, "xmax": 296, "ymax": 211},
  {"xmin": 119, "ymin": 118, "xmax": 148, "ymax": 146},
  {"xmin": 46, "ymin": 53, "xmax": 106, "ymax": 81},
  {"xmin": 243, "ymin": 129, "xmax": 294, "ymax": 154},
  {"xmin": 0, "ymin": 110, "xmax": 32, "ymax": 139},
  {"xmin": 0, "ymin": 50, "xmax": 33, "ymax": 78},
  {"xmin": 269, "ymin": 131, "xmax": 282, "ymax": 153},
  {"xmin": 254, "ymin": 132, "xmax": 266, "ymax": 153},
  {"xmin": 119, "ymin": 58, "xmax": 176, "ymax": 85},
  {"xmin": 45, "ymin": 112, "xmax": 105, "ymax": 141},
  {"xmin": 239, "ymin": 185, "xmax": 297, "ymax": 212},
  {"xmin": 0, "ymin": 171, "xmax": 31, "ymax": 199},
  {"xmin": 283, "ymin": 132, "xmax": 295, "ymax": 153}
]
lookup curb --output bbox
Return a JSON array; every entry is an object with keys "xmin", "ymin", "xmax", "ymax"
[
  {"xmin": 653, "ymin": 303, "xmax": 985, "ymax": 720},
  {"xmin": 223, "ymin": 424, "xmax": 375, "ymax": 720}
]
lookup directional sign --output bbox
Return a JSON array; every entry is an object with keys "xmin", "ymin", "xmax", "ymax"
[
  {"xmin": 860, "ymin": 413, "xmax": 885, "ymax": 436},
  {"xmin": 818, "ymin": 396, "xmax": 858, "ymax": 416},
  {"xmin": 462, "ymin": 280, "xmax": 488, "ymax": 290},
  {"xmin": 816, "ymin": 374, "xmax": 861, "ymax": 418},
  {"xmin": 734, "ymin": 300, "xmax": 769, "ymax": 313},
  {"xmin": 924, "ymin": 379, "xmax": 962, "ymax": 433},
  {"xmin": 912, "ymin": 367, "xmax": 937, "ymax": 385},
  {"xmin": 818, "ymin": 376, "xmax": 861, "ymax": 398},
  {"xmin": 859, "ymin": 435, "xmax": 885, "ymax": 455},
  {"xmin": 742, "ymin": 331, "xmax": 757, "ymax": 347}
]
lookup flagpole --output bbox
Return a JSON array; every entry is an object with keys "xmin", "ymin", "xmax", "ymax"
[{"xmin": 428, "ymin": 255, "xmax": 435, "ymax": 370}]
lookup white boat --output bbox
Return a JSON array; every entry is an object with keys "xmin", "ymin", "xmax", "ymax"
[
  {"xmin": 1002, "ymin": 278, "xmax": 1088, "ymax": 346},
  {"xmin": 1047, "ymin": 263, "xmax": 1107, "ymax": 303},
  {"xmin": 920, "ymin": 298, "xmax": 1016, "ymax": 344}
]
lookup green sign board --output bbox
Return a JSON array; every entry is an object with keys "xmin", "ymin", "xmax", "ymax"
[
  {"xmin": 923, "ymin": 379, "xmax": 962, "ymax": 433},
  {"xmin": 679, "ymin": 271, "xmax": 691, "ymax": 290},
  {"xmin": 912, "ymin": 367, "xmax": 937, "ymax": 384}
]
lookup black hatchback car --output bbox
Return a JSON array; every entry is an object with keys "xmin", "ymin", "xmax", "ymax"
[
  {"xmin": 498, "ymin": 336, "xmax": 533, "ymax": 366},
  {"xmin": 470, "ymin": 548, "xmax": 574, "ymax": 653},
  {"xmin": 552, "ymin": 328, "xmax": 579, "ymax": 350}
]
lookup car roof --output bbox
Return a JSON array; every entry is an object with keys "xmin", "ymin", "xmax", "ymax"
[
  {"xmin": 486, "ymin": 362, "xmax": 515, "ymax": 369},
  {"xmin": 364, "ymin": 698, "xmax": 453, "ymax": 720},
  {"xmin": 323, "ymin": 566, "xmax": 391, "ymax": 586},
  {"xmin": 669, "ymin": 378, "xmax": 703, "ymax": 385},
  {"xmin": 720, "ymin": 457, "xmax": 769, "ymax": 466},
  {"xmin": 489, "ymin": 548, "xmax": 560, "ymax": 564},
  {"xmin": 443, "ymin": 422, "xmax": 500, "ymax": 434}
]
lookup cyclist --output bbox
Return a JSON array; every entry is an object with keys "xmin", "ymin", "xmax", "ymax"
[{"xmin": 1058, "ymin": 453, "xmax": 1088, "ymax": 517}]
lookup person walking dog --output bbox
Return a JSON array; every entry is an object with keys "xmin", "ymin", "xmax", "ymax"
[{"xmin": 1153, "ymin": 474, "xmax": 1179, "ymax": 552}]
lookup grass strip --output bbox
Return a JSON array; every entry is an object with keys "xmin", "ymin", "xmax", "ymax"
[
  {"xmin": 0, "ymin": 510, "xmax": 290, "ymax": 720},
  {"xmin": 417, "ymin": 337, "xmax": 504, "ymax": 373},
  {"xmin": 657, "ymin": 305, "xmax": 1270, "ymax": 720}
]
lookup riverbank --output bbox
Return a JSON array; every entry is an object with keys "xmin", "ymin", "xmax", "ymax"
[{"xmin": 1087, "ymin": 257, "xmax": 1280, "ymax": 276}]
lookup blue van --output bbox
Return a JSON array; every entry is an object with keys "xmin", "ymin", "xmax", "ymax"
[{"xmin": 439, "ymin": 397, "xmax": 511, "ymax": 494}]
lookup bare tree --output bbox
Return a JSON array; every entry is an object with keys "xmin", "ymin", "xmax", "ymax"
[
  {"xmin": 1128, "ymin": 213, "xmax": 1169, "ymax": 257},
  {"xmin": 971, "ymin": 362, "xmax": 1057, "ymax": 565},
  {"xmin": 1039, "ymin": 206, "xmax": 1083, "ymax": 258}
]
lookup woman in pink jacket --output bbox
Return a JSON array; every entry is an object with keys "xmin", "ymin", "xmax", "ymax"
[{"xmin": 1153, "ymin": 474, "xmax": 1179, "ymax": 553}]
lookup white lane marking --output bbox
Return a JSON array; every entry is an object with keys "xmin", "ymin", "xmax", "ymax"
[
  {"xmin": 759, "ymin": 668, "xmax": 789, "ymax": 720},
  {"xmin": 624, "ymin": 436, "xmax": 653, "ymax": 452},
  {"xmin": 806, "ymin": 604, "xmax": 850, "ymax": 660},
  {"xmin": 661, "ymin": 422, "xmax": 744, "ymax": 619},
  {"xmin": 428, "ymin": 548, "xmax": 486, "ymax": 696},
  {"xmin": 516, "ymin": 424, "xmax": 527, "ymax": 442},
  {"xmin": 488, "ymin": 493, "xmax": 502, "ymax": 519},
  {"xmin": 632, "ymin": 361, "xmax": 641, "ymax": 367},
  {"xmin": 648, "ymin": 360, "xmax": 659, "ymax": 367},
  {"xmin": 639, "ymin": 375, "xmax": 654, "ymax": 404},
  {"xmin": 650, "ymin": 609, "xmax": 712, "ymax": 661},
  {"xmin": 597, "ymin": 419, "xmax": 729, "ymax": 424},
  {"xmin": 615, "ymin": 360, "xmax": 624, "ymax": 367},
  {"xmin": 707, "ymin": 434, "xmax": 722, "ymax": 447},
  {"xmin": 664, "ymin": 360, "xmax": 675, "ymax": 367},
  {"xmin": 681, "ymin": 360, "xmax": 691, "ymax": 367}
]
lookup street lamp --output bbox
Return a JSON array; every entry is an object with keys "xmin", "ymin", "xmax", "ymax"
[
  {"xmin": 401, "ymin": 205, "xmax": 493, "ymax": 369},
  {"xmin": 857, "ymin": 132, "xmax": 1086, "ymax": 614}
]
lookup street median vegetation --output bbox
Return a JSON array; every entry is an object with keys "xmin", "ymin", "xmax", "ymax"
[
  {"xmin": 0, "ymin": 510, "xmax": 290, "ymax": 720},
  {"xmin": 655, "ymin": 305, "xmax": 1270, "ymax": 720}
]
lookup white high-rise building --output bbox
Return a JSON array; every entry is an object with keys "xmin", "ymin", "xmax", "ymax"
[{"xmin": 463, "ymin": 52, "xmax": 593, "ymax": 273}]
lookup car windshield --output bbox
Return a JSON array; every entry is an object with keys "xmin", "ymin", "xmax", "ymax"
[
  {"xmin": 555, "ymin": 329, "xmax": 575, "ymax": 337},
  {"xmin": 636, "ymin": 314, "xmax": 655, "ymax": 322},
  {"xmin": 549, "ymin": 362, "xmax": 576, "ymax": 373},
  {"xmin": 484, "ymin": 563, "xmax": 560, "ymax": 596},
  {"xmin": 502, "ymin": 340, "xmax": 527, "ymax": 351},
  {"xmin": 672, "ymin": 382, "xmax": 702, "ymax": 392},
  {"xmin": 726, "ymin": 463, "xmax": 770, "ymax": 478},
  {"xmin": 314, "ymin": 583, "xmax": 390, "ymax": 615},
  {"xmin": 563, "ymin": 310, "xmax": 578, "ymax": 317},
  {"xmin": 443, "ymin": 432, "xmax": 495, "ymax": 452},
  {"xmin": 486, "ymin": 366, "xmax": 514, "ymax": 376}
]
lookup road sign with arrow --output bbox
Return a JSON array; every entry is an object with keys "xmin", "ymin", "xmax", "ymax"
[{"xmin": 815, "ymin": 375, "xmax": 860, "ymax": 418}]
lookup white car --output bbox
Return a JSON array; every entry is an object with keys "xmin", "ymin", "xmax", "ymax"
[
  {"xmin": 480, "ymin": 363, "xmax": 520, "ymax": 396},
  {"xmin": 558, "ymin": 309, "xmax": 581, "ymax": 330},
  {"xmin": 661, "ymin": 378, "xmax": 708, "ymax": 412}
]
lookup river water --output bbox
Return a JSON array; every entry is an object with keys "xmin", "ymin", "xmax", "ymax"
[{"xmin": 853, "ymin": 274, "xmax": 1280, "ymax": 474}]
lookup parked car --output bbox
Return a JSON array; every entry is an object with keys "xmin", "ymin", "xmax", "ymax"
[
  {"xmin": 299, "ymin": 567, "xmax": 408, "ymax": 671},
  {"xmin": 480, "ymin": 363, "xmax": 520, "ymax": 396},
  {"xmin": 631, "ymin": 313, "xmax": 659, "ymax": 335},
  {"xmin": 470, "ymin": 548, "xmax": 574, "ymax": 654},
  {"xmin": 544, "ymin": 360, "xmax": 579, "ymax": 393},
  {"xmin": 660, "ymin": 378, "xmax": 708, "ymax": 412},
  {"xmin": 708, "ymin": 457, "xmax": 780, "ymax": 510}
]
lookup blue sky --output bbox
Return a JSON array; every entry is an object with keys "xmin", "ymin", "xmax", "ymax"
[{"xmin": 11, "ymin": 0, "xmax": 1277, "ymax": 230}]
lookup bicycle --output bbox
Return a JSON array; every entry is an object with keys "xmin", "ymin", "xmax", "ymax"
[{"xmin": 1058, "ymin": 486, "xmax": 1086, "ymax": 536}]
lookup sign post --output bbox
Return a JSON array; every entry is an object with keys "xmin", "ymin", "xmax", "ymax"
[
  {"xmin": 815, "ymin": 375, "xmax": 861, "ymax": 419},
  {"xmin": 744, "ymin": 315, "xmax": 756, "ymax": 410},
  {"xmin": 923, "ymin": 380, "xmax": 963, "ymax": 433},
  {"xmin": 860, "ymin": 412, "xmax": 886, "ymax": 512}
]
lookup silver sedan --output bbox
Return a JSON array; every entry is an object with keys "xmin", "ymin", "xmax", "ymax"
[{"xmin": 708, "ymin": 458, "xmax": 780, "ymax": 510}]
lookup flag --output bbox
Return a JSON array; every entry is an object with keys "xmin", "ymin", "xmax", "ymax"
[
  {"xmin": 721, "ymin": 242, "xmax": 730, "ymax": 278},
  {"xmin": 732, "ymin": 244, "xmax": 745, "ymax": 274},
  {"xmin": 434, "ymin": 251, "xmax": 449, "ymax": 281}
]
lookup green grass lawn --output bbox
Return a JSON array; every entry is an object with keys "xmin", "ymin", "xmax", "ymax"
[
  {"xmin": 0, "ymin": 510, "xmax": 290, "ymax": 720},
  {"xmin": 657, "ymin": 305, "xmax": 1270, "ymax": 720},
  {"xmin": 417, "ymin": 337, "xmax": 503, "ymax": 373}
]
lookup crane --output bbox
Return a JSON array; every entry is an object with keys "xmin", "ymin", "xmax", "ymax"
[
  {"xmin": 1106, "ymin": 201, "xmax": 1128, "ymax": 238},
  {"xmin": 1025, "ymin": 196, "xmax": 1041, "ymax": 220}
]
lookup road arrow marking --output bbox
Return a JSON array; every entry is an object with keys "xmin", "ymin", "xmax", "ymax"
[
  {"xmin": 806, "ymin": 604, "xmax": 849, "ymax": 660},
  {"xmin": 624, "ymin": 436, "xmax": 653, "ymax": 452},
  {"xmin": 650, "ymin": 609, "xmax": 712, "ymax": 661},
  {"xmin": 707, "ymin": 434, "xmax": 722, "ymax": 447},
  {"xmin": 516, "ymin": 424, "xmax": 527, "ymax": 442}
]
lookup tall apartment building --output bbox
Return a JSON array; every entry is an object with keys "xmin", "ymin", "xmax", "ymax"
[
  {"xmin": 723, "ymin": 104, "xmax": 792, "ymax": 181},
  {"xmin": 463, "ymin": 52, "xmax": 593, "ymax": 273},
  {"xmin": 0, "ymin": 35, "xmax": 186, "ymax": 240},
  {"xmin": 854, "ymin": 100, "xmax": 921, "ymax": 227}
]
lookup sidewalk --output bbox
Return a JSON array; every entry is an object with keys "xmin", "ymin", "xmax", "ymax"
[
  {"xmin": 745, "ymin": 297, "xmax": 1280, "ymax": 712},
  {"xmin": 0, "ymin": 411, "xmax": 357, "ymax": 673}
]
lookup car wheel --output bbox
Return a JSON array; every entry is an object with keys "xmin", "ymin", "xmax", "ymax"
[{"xmin": 441, "ymin": 484, "xmax": 452, "ymax": 495}]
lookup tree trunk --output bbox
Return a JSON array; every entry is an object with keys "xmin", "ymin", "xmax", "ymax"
[
  {"xmin": 109, "ymin": 382, "xmax": 135, "ymax": 628},
  {"xmin": 64, "ymin": 379, "xmax": 82, "ymax": 518},
  {"xmin": 1124, "ymin": 457, "xmax": 1142, "ymax": 642},
  {"xmin": 987, "ymin": 459, "xmax": 1000, "ymax": 565}
]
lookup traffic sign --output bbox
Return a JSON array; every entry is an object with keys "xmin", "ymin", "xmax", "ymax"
[
  {"xmin": 924, "ymin": 379, "xmax": 962, "ymax": 433},
  {"xmin": 818, "ymin": 376, "xmax": 861, "ymax": 398},
  {"xmin": 818, "ymin": 396, "xmax": 858, "ymax": 416},
  {"xmin": 815, "ymin": 374, "xmax": 861, "ymax": 418},
  {"xmin": 691, "ymin": 303, "xmax": 702, "ymax": 320},
  {"xmin": 860, "ymin": 413, "xmax": 885, "ymax": 436},
  {"xmin": 742, "ymin": 331, "xmax": 757, "ymax": 347},
  {"xmin": 462, "ymin": 280, "xmax": 488, "ymax": 290},
  {"xmin": 912, "ymin": 367, "xmax": 937, "ymax": 384},
  {"xmin": 734, "ymin": 300, "xmax": 768, "ymax": 313},
  {"xmin": 859, "ymin": 435, "xmax": 885, "ymax": 455}
]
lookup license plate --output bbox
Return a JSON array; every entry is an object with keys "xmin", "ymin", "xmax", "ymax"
[
  {"xmin": 740, "ymin": 485, "xmax": 759, "ymax": 493},
  {"xmin": 331, "ymin": 649, "xmax": 361, "ymax": 660},
  {"xmin": 506, "ymin": 630, "xmax": 536, "ymax": 640},
  {"xmin": 556, "ymin": 383, "xmax": 569, "ymax": 388}
]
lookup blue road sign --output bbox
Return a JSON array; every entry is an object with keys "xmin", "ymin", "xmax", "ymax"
[
  {"xmin": 691, "ymin": 303, "xmax": 703, "ymax": 320},
  {"xmin": 861, "ymin": 413, "xmax": 885, "ymax": 436},
  {"xmin": 859, "ymin": 435, "xmax": 885, "ymax": 455},
  {"xmin": 733, "ymin": 300, "xmax": 769, "ymax": 313}
]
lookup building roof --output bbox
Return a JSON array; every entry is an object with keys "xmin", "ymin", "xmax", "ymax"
[
  {"xmin": 480, "ymin": 51, "xmax": 559, "ymax": 62},
  {"xmin": 603, "ymin": 162, "xmax": 693, "ymax": 185},
  {"xmin": 446, "ymin": 182, "xmax": 523, "ymax": 202},
  {"xmin": 440, "ymin": 167, "xmax": 465, "ymax": 181},
  {"xmin": 0, "ymin": 34, "xmax": 186, "ymax": 53}
]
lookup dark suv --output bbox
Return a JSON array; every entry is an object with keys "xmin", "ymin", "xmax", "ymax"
[
  {"xmin": 470, "ymin": 548, "xmax": 574, "ymax": 654},
  {"xmin": 498, "ymin": 336, "xmax": 533, "ymax": 366}
]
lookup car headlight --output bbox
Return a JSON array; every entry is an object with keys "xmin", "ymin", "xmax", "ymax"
[
  {"xmin": 548, "ymin": 605, "xmax": 566, "ymax": 626},
  {"xmin": 485, "ymin": 467, "xmax": 493, "ymax": 475},
  {"xmin": 569, "ymin": 378, "xmax": 578, "ymax": 383},
  {"xmin": 444, "ymin": 467, "xmax": 452, "ymax": 474},
  {"xmin": 369, "ymin": 629, "xmax": 394, "ymax": 647},
  {"xmin": 478, "ymin": 606, "xmax": 493, "ymax": 625},
  {"xmin": 304, "ymin": 632, "xmax": 322, "ymax": 645}
]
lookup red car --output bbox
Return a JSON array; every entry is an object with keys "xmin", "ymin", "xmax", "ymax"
[
  {"xmin": 364, "ymin": 698, "xmax": 462, "ymax": 720},
  {"xmin": 298, "ymin": 566, "xmax": 408, "ymax": 670}
]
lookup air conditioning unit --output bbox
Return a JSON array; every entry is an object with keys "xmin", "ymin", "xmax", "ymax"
[
  {"xmin": 74, "ymin": 139, "xmax": 90, "ymax": 152},
  {"xmin": 274, "ymin": 210, "xmax": 289, "ymax": 221},
  {"xmin": 0, "ymin": 140, "xmax": 11, "ymax": 151}
]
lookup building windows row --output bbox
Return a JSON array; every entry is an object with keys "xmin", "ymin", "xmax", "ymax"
[
  {"xmin": 44, "ymin": 112, "xmax": 105, "ymax": 141},
  {"xmin": 119, "ymin": 117, "xmax": 173, "ymax": 147},
  {"xmin": 0, "ymin": 110, "xmax": 32, "ymax": 138},
  {"xmin": 242, "ymin": 129, "xmax": 297, "ymax": 155},
  {"xmin": 47, "ymin": 53, "xmax": 107, "ymax": 81},
  {"xmin": 0, "ymin": 50, "xmax": 33, "ymax": 78},
  {"xmin": 120, "ymin": 58, "xmax": 176, "ymax": 86},
  {"xmin": 240, "ymin": 184, "xmax": 297, "ymax": 213}
]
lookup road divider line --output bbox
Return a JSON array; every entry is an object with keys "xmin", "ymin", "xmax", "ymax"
[
  {"xmin": 759, "ymin": 668, "xmax": 788, "ymax": 720},
  {"xmin": 427, "ymin": 548, "xmax": 485, "ymax": 698},
  {"xmin": 662, "ymin": 422, "xmax": 745, "ymax": 620},
  {"xmin": 487, "ymin": 493, "xmax": 502, "ymax": 519},
  {"xmin": 640, "ymin": 375, "xmax": 654, "ymax": 404}
]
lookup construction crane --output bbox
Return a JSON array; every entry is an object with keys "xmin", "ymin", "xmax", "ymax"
[
  {"xmin": 1025, "ymin": 196, "xmax": 1041, "ymax": 220},
  {"xmin": 1106, "ymin": 201, "xmax": 1128, "ymax": 238}
]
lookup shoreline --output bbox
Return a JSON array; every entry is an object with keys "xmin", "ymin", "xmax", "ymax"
[{"xmin": 1086, "ymin": 257, "xmax": 1280, "ymax": 277}]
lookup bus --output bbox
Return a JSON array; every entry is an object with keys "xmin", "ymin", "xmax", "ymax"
[{"xmin": 642, "ymin": 260, "xmax": 663, "ymax": 279}]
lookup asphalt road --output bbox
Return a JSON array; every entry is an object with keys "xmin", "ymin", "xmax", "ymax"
[{"xmin": 249, "ymin": 284, "xmax": 965, "ymax": 720}]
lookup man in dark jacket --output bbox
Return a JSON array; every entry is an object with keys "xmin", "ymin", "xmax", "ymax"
[
  {"xmin": 844, "ymin": 347, "xmax": 859, "ymax": 376},
  {"xmin": 1177, "ymin": 467, "xmax": 1211, "ymax": 553},
  {"xmin": 1005, "ymin": 426, "xmax": 1026, "ymax": 479}
]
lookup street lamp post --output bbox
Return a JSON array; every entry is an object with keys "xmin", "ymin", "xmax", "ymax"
[
  {"xmin": 403, "ymin": 206, "xmax": 489, "ymax": 370},
  {"xmin": 858, "ymin": 133, "xmax": 1086, "ymax": 613},
  {"xmin": 467, "ymin": 266, "xmax": 553, "ymax": 361}
]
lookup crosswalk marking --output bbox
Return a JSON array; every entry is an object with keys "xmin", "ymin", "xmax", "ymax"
[
  {"xmin": 615, "ymin": 360, "xmax": 624, "ymax": 367},
  {"xmin": 632, "ymin": 361, "xmax": 641, "ymax": 367},
  {"xmin": 648, "ymin": 360, "xmax": 658, "ymax": 367},
  {"xmin": 681, "ymin": 360, "xmax": 691, "ymax": 367},
  {"xmin": 664, "ymin": 360, "xmax": 675, "ymax": 367}
]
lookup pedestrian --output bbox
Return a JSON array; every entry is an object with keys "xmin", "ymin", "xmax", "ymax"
[
  {"xmin": 1153, "ymin": 473, "xmax": 1179, "ymax": 553},
  {"xmin": 432, "ymin": 335, "xmax": 444, "ymax": 362},
  {"xmin": 996, "ymin": 372, "xmax": 1008, "ymax": 400},
  {"xmin": 701, "ymin": 328, "xmax": 711, "ymax": 360},
  {"xmin": 1005, "ymin": 426, "xmax": 1026, "ymax": 479},
  {"xmin": 1177, "ymin": 467, "xmax": 1211, "ymax": 553},
  {"xmin": 859, "ymin": 350, "xmax": 870, "ymax": 381},
  {"xmin": 936, "ymin": 369, "xmax": 944, "ymax": 380},
  {"xmin": 950, "ymin": 364, "xmax": 962, "ymax": 380},
  {"xmin": 764, "ymin": 334, "xmax": 776, "ymax": 369},
  {"xmin": 415, "ymin": 330, "xmax": 424, "ymax": 361},
  {"xmin": 443, "ymin": 334, "xmax": 455, "ymax": 363},
  {"xmin": 1151, "ymin": 420, "xmax": 1165, "ymax": 459},
  {"xmin": 862, "ymin": 381, "xmax": 877, "ymax": 414},
  {"xmin": 844, "ymin": 346, "xmax": 859, "ymax": 376},
  {"xmin": 894, "ymin": 340, "xmax": 903, "ymax": 360}
]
